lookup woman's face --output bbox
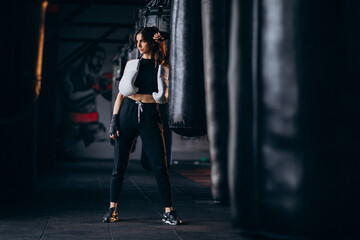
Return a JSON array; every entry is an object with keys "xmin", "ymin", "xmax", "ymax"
[{"xmin": 136, "ymin": 33, "xmax": 152, "ymax": 55}]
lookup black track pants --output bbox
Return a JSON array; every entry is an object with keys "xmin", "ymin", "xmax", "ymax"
[{"xmin": 110, "ymin": 97, "xmax": 173, "ymax": 207}]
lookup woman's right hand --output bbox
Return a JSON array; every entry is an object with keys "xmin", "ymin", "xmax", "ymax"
[
  {"xmin": 109, "ymin": 114, "xmax": 120, "ymax": 139},
  {"xmin": 153, "ymin": 32, "xmax": 165, "ymax": 43}
]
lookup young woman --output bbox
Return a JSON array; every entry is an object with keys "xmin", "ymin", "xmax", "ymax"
[{"xmin": 102, "ymin": 27, "xmax": 182, "ymax": 225}]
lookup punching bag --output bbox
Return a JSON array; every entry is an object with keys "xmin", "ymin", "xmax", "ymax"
[
  {"xmin": 169, "ymin": 0, "xmax": 207, "ymax": 137},
  {"xmin": 138, "ymin": 0, "xmax": 171, "ymax": 33},
  {"xmin": 228, "ymin": 0, "xmax": 360, "ymax": 238},
  {"xmin": 201, "ymin": 0, "xmax": 230, "ymax": 204},
  {"xmin": 228, "ymin": 0, "xmax": 257, "ymax": 230}
]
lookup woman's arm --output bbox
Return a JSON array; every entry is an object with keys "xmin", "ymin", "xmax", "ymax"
[
  {"xmin": 109, "ymin": 92, "xmax": 125, "ymax": 139},
  {"xmin": 113, "ymin": 92, "xmax": 125, "ymax": 114}
]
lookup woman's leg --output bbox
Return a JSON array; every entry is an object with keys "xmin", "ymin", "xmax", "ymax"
[
  {"xmin": 139, "ymin": 111, "xmax": 182, "ymax": 225},
  {"xmin": 140, "ymin": 103, "xmax": 173, "ymax": 171},
  {"xmin": 109, "ymin": 135, "xmax": 136, "ymax": 203},
  {"xmin": 139, "ymin": 110, "xmax": 173, "ymax": 208},
  {"xmin": 110, "ymin": 98, "xmax": 139, "ymax": 203},
  {"xmin": 159, "ymin": 103, "xmax": 173, "ymax": 167},
  {"xmin": 104, "ymin": 99, "xmax": 138, "ymax": 223},
  {"xmin": 104, "ymin": 136, "xmax": 135, "ymax": 223}
]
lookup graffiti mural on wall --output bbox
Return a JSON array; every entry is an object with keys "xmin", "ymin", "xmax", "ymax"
[{"xmin": 57, "ymin": 45, "xmax": 113, "ymax": 160}]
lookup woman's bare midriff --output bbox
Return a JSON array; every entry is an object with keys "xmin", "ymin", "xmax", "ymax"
[{"xmin": 128, "ymin": 94, "xmax": 157, "ymax": 103}]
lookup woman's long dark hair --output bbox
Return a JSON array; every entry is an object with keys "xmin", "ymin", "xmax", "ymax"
[{"xmin": 134, "ymin": 26, "xmax": 169, "ymax": 67}]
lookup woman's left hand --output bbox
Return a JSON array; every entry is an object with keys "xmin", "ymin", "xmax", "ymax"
[{"xmin": 153, "ymin": 32, "xmax": 164, "ymax": 43}]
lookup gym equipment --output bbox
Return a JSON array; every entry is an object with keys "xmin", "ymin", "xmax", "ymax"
[
  {"xmin": 169, "ymin": 0, "xmax": 207, "ymax": 137},
  {"xmin": 201, "ymin": 0, "xmax": 230, "ymax": 204}
]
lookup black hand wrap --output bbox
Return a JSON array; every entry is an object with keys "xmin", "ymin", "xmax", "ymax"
[{"xmin": 109, "ymin": 114, "xmax": 120, "ymax": 138}]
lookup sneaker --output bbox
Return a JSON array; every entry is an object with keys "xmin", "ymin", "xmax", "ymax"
[
  {"xmin": 162, "ymin": 210, "xmax": 182, "ymax": 225},
  {"xmin": 102, "ymin": 207, "xmax": 119, "ymax": 223}
]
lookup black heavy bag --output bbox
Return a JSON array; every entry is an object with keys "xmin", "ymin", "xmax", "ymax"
[
  {"xmin": 201, "ymin": 0, "xmax": 230, "ymax": 204},
  {"xmin": 229, "ymin": 0, "xmax": 360, "ymax": 238},
  {"xmin": 256, "ymin": 0, "xmax": 304, "ymax": 236},
  {"xmin": 169, "ymin": 0, "xmax": 207, "ymax": 137},
  {"xmin": 138, "ymin": 0, "xmax": 171, "ymax": 32},
  {"xmin": 228, "ymin": 0, "xmax": 257, "ymax": 230},
  {"xmin": 137, "ymin": 1, "xmax": 171, "ymax": 54}
]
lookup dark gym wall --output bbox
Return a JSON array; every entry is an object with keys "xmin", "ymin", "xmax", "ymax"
[
  {"xmin": 37, "ymin": 4, "xmax": 59, "ymax": 171},
  {"xmin": 0, "ymin": 0, "xmax": 47, "ymax": 204}
]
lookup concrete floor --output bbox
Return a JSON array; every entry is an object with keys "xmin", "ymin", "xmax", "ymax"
[{"xmin": 0, "ymin": 158, "xmax": 245, "ymax": 240}]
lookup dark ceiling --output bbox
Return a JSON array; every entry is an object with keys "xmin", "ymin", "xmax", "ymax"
[{"xmin": 47, "ymin": 0, "xmax": 148, "ymax": 65}]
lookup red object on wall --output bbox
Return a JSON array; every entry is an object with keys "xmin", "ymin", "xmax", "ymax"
[{"xmin": 71, "ymin": 112, "xmax": 99, "ymax": 123}]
